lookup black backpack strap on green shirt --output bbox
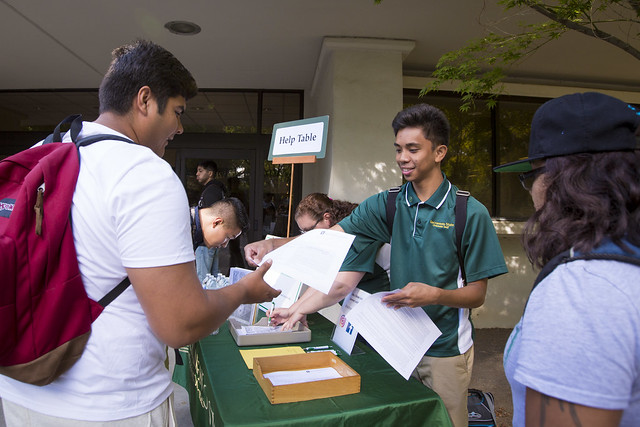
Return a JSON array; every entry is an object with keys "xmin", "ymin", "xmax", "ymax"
[
  {"xmin": 385, "ymin": 186, "xmax": 401, "ymax": 236},
  {"xmin": 385, "ymin": 186, "xmax": 470, "ymax": 285},
  {"xmin": 454, "ymin": 190, "xmax": 470, "ymax": 285}
]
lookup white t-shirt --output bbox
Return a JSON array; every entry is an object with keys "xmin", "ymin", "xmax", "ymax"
[
  {"xmin": 0, "ymin": 122, "xmax": 195, "ymax": 421},
  {"xmin": 504, "ymin": 258, "xmax": 640, "ymax": 427}
]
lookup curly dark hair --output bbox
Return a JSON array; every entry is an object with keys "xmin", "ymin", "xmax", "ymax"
[
  {"xmin": 99, "ymin": 40, "xmax": 198, "ymax": 115},
  {"xmin": 295, "ymin": 193, "xmax": 358, "ymax": 227},
  {"xmin": 523, "ymin": 150, "xmax": 640, "ymax": 268}
]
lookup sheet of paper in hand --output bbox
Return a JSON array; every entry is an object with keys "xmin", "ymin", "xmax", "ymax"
[{"xmin": 261, "ymin": 229, "xmax": 355, "ymax": 295}]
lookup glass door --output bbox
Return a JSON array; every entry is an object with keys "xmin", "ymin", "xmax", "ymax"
[
  {"xmin": 176, "ymin": 148, "xmax": 257, "ymax": 275},
  {"xmin": 173, "ymin": 142, "xmax": 301, "ymax": 275}
]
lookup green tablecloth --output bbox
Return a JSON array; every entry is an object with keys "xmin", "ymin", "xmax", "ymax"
[{"xmin": 173, "ymin": 314, "xmax": 452, "ymax": 427}]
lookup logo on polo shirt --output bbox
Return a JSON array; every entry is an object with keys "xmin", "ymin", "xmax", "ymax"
[
  {"xmin": 430, "ymin": 220, "xmax": 454, "ymax": 230},
  {"xmin": 0, "ymin": 198, "xmax": 15, "ymax": 218}
]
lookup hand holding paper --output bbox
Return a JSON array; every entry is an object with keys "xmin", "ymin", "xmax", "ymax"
[
  {"xmin": 260, "ymin": 229, "xmax": 355, "ymax": 295},
  {"xmin": 235, "ymin": 260, "xmax": 282, "ymax": 304},
  {"xmin": 380, "ymin": 282, "xmax": 441, "ymax": 308},
  {"xmin": 244, "ymin": 237, "xmax": 279, "ymax": 267},
  {"xmin": 346, "ymin": 291, "xmax": 441, "ymax": 380}
]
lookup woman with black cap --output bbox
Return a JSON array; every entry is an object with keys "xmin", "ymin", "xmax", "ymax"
[{"xmin": 496, "ymin": 92, "xmax": 640, "ymax": 427}]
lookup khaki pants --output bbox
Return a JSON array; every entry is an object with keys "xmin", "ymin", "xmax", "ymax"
[
  {"xmin": 412, "ymin": 346, "xmax": 474, "ymax": 427},
  {"xmin": 2, "ymin": 394, "xmax": 176, "ymax": 427}
]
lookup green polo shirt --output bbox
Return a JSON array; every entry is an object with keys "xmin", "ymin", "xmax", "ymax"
[
  {"xmin": 339, "ymin": 175, "xmax": 508, "ymax": 357},
  {"xmin": 340, "ymin": 241, "xmax": 390, "ymax": 294}
]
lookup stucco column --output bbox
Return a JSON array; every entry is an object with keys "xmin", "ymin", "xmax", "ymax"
[{"xmin": 304, "ymin": 37, "xmax": 415, "ymax": 203}]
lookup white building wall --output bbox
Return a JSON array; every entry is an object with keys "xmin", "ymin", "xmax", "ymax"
[{"xmin": 304, "ymin": 37, "xmax": 412, "ymax": 202}]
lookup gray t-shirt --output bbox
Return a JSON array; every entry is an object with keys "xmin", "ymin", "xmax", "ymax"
[{"xmin": 504, "ymin": 258, "xmax": 640, "ymax": 427}]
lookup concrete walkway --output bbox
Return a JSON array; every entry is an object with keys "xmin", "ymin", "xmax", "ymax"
[
  {"xmin": 469, "ymin": 328, "xmax": 514, "ymax": 427},
  {"xmin": 174, "ymin": 382, "xmax": 194, "ymax": 427}
]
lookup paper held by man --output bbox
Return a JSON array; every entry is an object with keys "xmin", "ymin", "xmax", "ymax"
[
  {"xmin": 259, "ymin": 229, "xmax": 355, "ymax": 295},
  {"xmin": 345, "ymin": 291, "xmax": 442, "ymax": 380},
  {"xmin": 255, "ymin": 229, "xmax": 440, "ymax": 380}
]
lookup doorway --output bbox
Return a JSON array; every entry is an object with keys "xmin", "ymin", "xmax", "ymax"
[
  {"xmin": 175, "ymin": 147, "xmax": 256, "ymax": 275},
  {"xmin": 172, "ymin": 138, "xmax": 301, "ymax": 275}
]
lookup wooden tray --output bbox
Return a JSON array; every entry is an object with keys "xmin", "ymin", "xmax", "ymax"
[{"xmin": 253, "ymin": 351, "xmax": 360, "ymax": 404}]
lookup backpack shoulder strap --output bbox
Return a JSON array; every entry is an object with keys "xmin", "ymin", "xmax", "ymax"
[
  {"xmin": 76, "ymin": 133, "xmax": 134, "ymax": 307},
  {"xmin": 533, "ymin": 248, "xmax": 640, "ymax": 292},
  {"xmin": 76, "ymin": 134, "xmax": 134, "ymax": 147},
  {"xmin": 46, "ymin": 116, "xmax": 135, "ymax": 306},
  {"xmin": 43, "ymin": 114, "xmax": 134, "ymax": 147},
  {"xmin": 531, "ymin": 249, "xmax": 572, "ymax": 291},
  {"xmin": 455, "ymin": 190, "xmax": 470, "ymax": 285},
  {"xmin": 386, "ymin": 186, "xmax": 401, "ymax": 236},
  {"xmin": 43, "ymin": 114, "xmax": 83, "ymax": 144},
  {"xmin": 97, "ymin": 277, "xmax": 132, "ymax": 307},
  {"xmin": 525, "ymin": 243, "xmax": 640, "ymax": 313},
  {"xmin": 74, "ymin": 134, "xmax": 135, "ymax": 168}
]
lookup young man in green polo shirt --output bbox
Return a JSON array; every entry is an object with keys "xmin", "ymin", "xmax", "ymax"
[{"xmin": 245, "ymin": 103, "xmax": 507, "ymax": 427}]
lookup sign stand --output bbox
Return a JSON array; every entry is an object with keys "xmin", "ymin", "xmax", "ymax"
[
  {"xmin": 272, "ymin": 155, "xmax": 317, "ymax": 237},
  {"xmin": 269, "ymin": 116, "xmax": 328, "ymax": 237}
]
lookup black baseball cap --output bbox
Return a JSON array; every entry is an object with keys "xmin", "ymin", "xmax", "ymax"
[{"xmin": 494, "ymin": 92, "xmax": 640, "ymax": 173}]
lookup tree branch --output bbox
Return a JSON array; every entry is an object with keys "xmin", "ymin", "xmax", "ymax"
[
  {"xmin": 527, "ymin": 3, "xmax": 640, "ymax": 59},
  {"xmin": 627, "ymin": 0, "xmax": 640, "ymax": 16}
]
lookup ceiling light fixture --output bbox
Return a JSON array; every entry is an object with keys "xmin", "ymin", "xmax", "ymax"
[{"xmin": 164, "ymin": 21, "xmax": 201, "ymax": 36}]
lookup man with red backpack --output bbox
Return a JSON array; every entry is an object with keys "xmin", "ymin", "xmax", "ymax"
[{"xmin": 0, "ymin": 40, "xmax": 279, "ymax": 426}]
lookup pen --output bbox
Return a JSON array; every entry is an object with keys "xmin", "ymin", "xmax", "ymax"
[
  {"xmin": 304, "ymin": 345, "xmax": 329, "ymax": 351},
  {"xmin": 268, "ymin": 301, "xmax": 275, "ymax": 326},
  {"xmin": 307, "ymin": 349, "xmax": 338, "ymax": 355}
]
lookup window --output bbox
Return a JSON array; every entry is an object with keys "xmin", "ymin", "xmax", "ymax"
[
  {"xmin": 0, "ymin": 89, "xmax": 303, "ymax": 135},
  {"xmin": 261, "ymin": 92, "xmax": 304, "ymax": 134},
  {"xmin": 404, "ymin": 91, "xmax": 544, "ymax": 220},
  {"xmin": 495, "ymin": 100, "xmax": 539, "ymax": 219}
]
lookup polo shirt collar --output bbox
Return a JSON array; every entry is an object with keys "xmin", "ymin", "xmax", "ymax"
[{"xmin": 404, "ymin": 173, "xmax": 452, "ymax": 209}]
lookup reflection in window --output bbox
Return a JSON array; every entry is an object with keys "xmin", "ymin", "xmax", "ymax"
[
  {"xmin": 404, "ymin": 91, "xmax": 545, "ymax": 219},
  {"xmin": 495, "ymin": 101, "xmax": 539, "ymax": 219},
  {"xmin": 261, "ymin": 92, "xmax": 304, "ymax": 134},
  {"xmin": 184, "ymin": 157, "xmax": 252, "ymax": 208},
  {"xmin": 0, "ymin": 89, "xmax": 303, "ymax": 135},
  {"xmin": 182, "ymin": 92, "xmax": 259, "ymax": 134},
  {"xmin": 262, "ymin": 161, "xmax": 292, "ymax": 238}
]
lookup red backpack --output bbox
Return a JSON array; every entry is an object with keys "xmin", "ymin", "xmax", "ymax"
[{"xmin": 0, "ymin": 115, "xmax": 132, "ymax": 385}]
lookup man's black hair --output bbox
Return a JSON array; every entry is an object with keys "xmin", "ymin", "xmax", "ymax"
[
  {"xmin": 198, "ymin": 160, "xmax": 218, "ymax": 174},
  {"xmin": 391, "ymin": 103, "xmax": 450, "ymax": 147},
  {"xmin": 99, "ymin": 40, "xmax": 198, "ymax": 115},
  {"xmin": 226, "ymin": 197, "xmax": 249, "ymax": 234}
]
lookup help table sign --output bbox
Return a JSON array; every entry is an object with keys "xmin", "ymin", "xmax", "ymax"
[{"xmin": 268, "ymin": 116, "xmax": 328, "ymax": 160}]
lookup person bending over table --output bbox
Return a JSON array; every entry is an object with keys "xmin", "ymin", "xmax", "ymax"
[{"xmin": 191, "ymin": 197, "xmax": 247, "ymax": 253}]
